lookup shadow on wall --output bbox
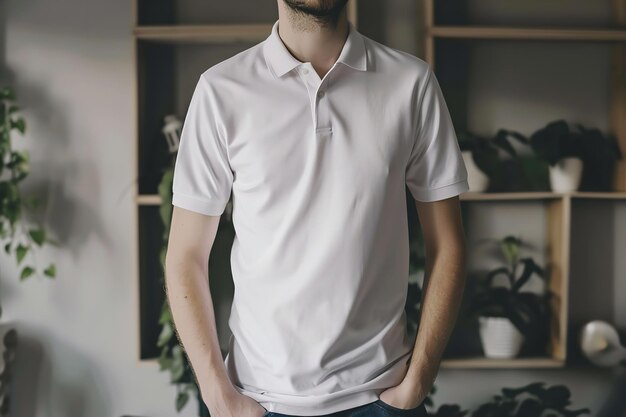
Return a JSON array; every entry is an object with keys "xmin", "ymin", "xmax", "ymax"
[{"xmin": 13, "ymin": 331, "xmax": 112, "ymax": 417}]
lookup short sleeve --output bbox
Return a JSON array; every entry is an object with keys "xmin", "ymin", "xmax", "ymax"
[
  {"xmin": 405, "ymin": 67, "xmax": 469, "ymax": 202},
  {"xmin": 171, "ymin": 74, "xmax": 233, "ymax": 216}
]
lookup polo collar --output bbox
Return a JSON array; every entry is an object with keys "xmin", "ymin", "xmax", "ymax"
[{"xmin": 263, "ymin": 19, "xmax": 368, "ymax": 78}]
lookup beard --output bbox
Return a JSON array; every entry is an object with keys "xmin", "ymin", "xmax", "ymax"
[{"xmin": 282, "ymin": 0, "xmax": 350, "ymax": 28}]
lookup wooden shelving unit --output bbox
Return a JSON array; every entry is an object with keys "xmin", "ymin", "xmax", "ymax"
[
  {"xmin": 425, "ymin": 0, "xmax": 626, "ymax": 368},
  {"xmin": 132, "ymin": 0, "xmax": 625, "ymax": 369}
]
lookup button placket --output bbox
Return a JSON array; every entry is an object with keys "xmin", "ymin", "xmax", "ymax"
[{"xmin": 298, "ymin": 64, "xmax": 333, "ymax": 135}]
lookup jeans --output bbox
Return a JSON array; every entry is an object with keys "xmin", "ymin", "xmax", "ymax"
[{"xmin": 261, "ymin": 398, "xmax": 429, "ymax": 417}]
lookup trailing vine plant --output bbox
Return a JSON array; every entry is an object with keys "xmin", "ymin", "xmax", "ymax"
[{"xmin": 0, "ymin": 86, "xmax": 57, "ymax": 280}]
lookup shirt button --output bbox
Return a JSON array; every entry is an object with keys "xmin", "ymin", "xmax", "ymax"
[
  {"xmin": 318, "ymin": 90, "xmax": 325, "ymax": 98},
  {"xmin": 301, "ymin": 68, "xmax": 309, "ymax": 75}
]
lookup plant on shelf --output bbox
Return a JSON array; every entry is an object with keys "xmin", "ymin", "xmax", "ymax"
[
  {"xmin": 0, "ymin": 86, "xmax": 57, "ymax": 280},
  {"xmin": 508, "ymin": 120, "xmax": 622, "ymax": 192},
  {"xmin": 427, "ymin": 382, "xmax": 590, "ymax": 417},
  {"xmin": 466, "ymin": 235, "xmax": 551, "ymax": 359},
  {"xmin": 457, "ymin": 128, "xmax": 550, "ymax": 193},
  {"xmin": 457, "ymin": 130, "xmax": 500, "ymax": 192},
  {"xmin": 470, "ymin": 382, "xmax": 590, "ymax": 417}
]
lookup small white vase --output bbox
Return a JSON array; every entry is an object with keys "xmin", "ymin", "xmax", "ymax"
[
  {"xmin": 478, "ymin": 316, "xmax": 524, "ymax": 359},
  {"xmin": 462, "ymin": 150, "xmax": 489, "ymax": 192},
  {"xmin": 549, "ymin": 157, "xmax": 583, "ymax": 193}
]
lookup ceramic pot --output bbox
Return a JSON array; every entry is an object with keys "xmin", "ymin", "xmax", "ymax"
[
  {"xmin": 478, "ymin": 316, "xmax": 524, "ymax": 359},
  {"xmin": 549, "ymin": 157, "xmax": 583, "ymax": 192}
]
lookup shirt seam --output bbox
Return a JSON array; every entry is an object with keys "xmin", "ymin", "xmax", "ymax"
[
  {"xmin": 172, "ymin": 191, "xmax": 224, "ymax": 205},
  {"xmin": 409, "ymin": 176, "xmax": 468, "ymax": 192}
]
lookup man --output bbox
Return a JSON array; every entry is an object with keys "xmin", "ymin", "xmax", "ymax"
[{"xmin": 165, "ymin": 0, "xmax": 469, "ymax": 416}]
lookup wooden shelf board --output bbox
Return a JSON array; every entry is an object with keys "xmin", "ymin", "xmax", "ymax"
[
  {"xmin": 429, "ymin": 26, "xmax": 626, "ymax": 42},
  {"xmin": 460, "ymin": 191, "xmax": 560, "ymax": 201},
  {"xmin": 570, "ymin": 191, "xmax": 626, "ymax": 199},
  {"xmin": 460, "ymin": 191, "xmax": 626, "ymax": 201},
  {"xmin": 136, "ymin": 194, "xmax": 162, "ymax": 205},
  {"xmin": 133, "ymin": 24, "xmax": 272, "ymax": 43},
  {"xmin": 137, "ymin": 191, "xmax": 626, "ymax": 205},
  {"xmin": 441, "ymin": 356, "xmax": 565, "ymax": 368}
]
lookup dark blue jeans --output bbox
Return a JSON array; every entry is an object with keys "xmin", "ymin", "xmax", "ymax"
[{"xmin": 262, "ymin": 398, "xmax": 429, "ymax": 417}]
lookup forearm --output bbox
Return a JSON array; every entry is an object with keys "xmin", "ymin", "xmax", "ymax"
[
  {"xmin": 165, "ymin": 258, "xmax": 233, "ymax": 402},
  {"xmin": 403, "ymin": 240, "xmax": 467, "ymax": 391}
]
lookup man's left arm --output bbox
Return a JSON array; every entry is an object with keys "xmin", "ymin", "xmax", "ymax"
[{"xmin": 401, "ymin": 195, "xmax": 468, "ymax": 404}]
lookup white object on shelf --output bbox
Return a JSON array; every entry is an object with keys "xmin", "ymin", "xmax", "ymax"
[
  {"xmin": 478, "ymin": 316, "xmax": 524, "ymax": 359},
  {"xmin": 549, "ymin": 157, "xmax": 583, "ymax": 192},
  {"xmin": 162, "ymin": 115, "xmax": 182, "ymax": 154},
  {"xmin": 579, "ymin": 320, "xmax": 626, "ymax": 367},
  {"xmin": 462, "ymin": 150, "xmax": 489, "ymax": 192}
]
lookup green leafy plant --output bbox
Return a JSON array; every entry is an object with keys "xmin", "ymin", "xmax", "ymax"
[
  {"xmin": 457, "ymin": 128, "xmax": 550, "ymax": 192},
  {"xmin": 470, "ymin": 382, "xmax": 590, "ymax": 417},
  {"xmin": 466, "ymin": 236, "xmax": 551, "ymax": 346},
  {"xmin": 428, "ymin": 382, "xmax": 590, "ymax": 417},
  {"xmin": 457, "ymin": 130, "xmax": 502, "ymax": 178},
  {"xmin": 0, "ymin": 86, "xmax": 57, "ymax": 280},
  {"xmin": 508, "ymin": 120, "xmax": 622, "ymax": 191}
]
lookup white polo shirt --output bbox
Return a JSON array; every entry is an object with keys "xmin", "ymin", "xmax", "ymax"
[{"xmin": 171, "ymin": 19, "xmax": 469, "ymax": 416}]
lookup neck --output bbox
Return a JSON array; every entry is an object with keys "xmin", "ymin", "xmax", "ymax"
[{"xmin": 276, "ymin": 2, "xmax": 350, "ymax": 76}]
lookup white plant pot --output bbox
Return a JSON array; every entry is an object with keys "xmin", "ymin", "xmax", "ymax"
[
  {"xmin": 549, "ymin": 157, "xmax": 583, "ymax": 193},
  {"xmin": 478, "ymin": 316, "xmax": 524, "ymax": 359},
  {"xmin": 461, "ymin": 150, "xmax": 489, "ymax": 192}
]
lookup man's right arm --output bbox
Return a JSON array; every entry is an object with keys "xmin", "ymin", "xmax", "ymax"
[{"xmin": 164, "ymin": 206, "xmax": 265, "ymax": 417}]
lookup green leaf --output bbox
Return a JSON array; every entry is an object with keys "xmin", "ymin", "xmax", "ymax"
[
  {"xmin": 4, "ymin": 242, "xmax": 11, "ymax": 254},
  {"xmin": 157, "ymin": 322, "xmax": 174, "ymax": 347},
  {"xmin": 44, "ymin": 263, "xmax": 56, "ymax": 278},
  {"xmin": 175, "ymin": 391, "xmax": 189, "ymax": 412},
  {"xmin": 20, "ymin": 266, "xmax": 35, "ymax": 280},
  {"xmin": 11, "ymin": 118, "xmax": 25, "ymax": 134},
  {"xmin": 0, "ymin": 87, "xmax": 15, "ymax": 100},
  {"xmin": 29, "ymin": 228, "xmax": 46, "ymax": 246},
  {"xmin": 170, "ymin": 344, "xmax": 185, "ymax": 381},
  {"xmin": 16, "ymin": 243, "xmax": 29, "ymax": 264},
  {"xmin": 159, "ymin": 302, "xmax": 173, "ymax": 325}
]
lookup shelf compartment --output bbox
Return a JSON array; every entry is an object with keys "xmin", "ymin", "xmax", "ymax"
[
  {"xmin": 135, "ymin": 0, "xmax": 278, "ymax": 26},
  {"xmin": 441, "ymin": 197, "xmax": 570, "ymax": 367},
  {"xmin": 433, "ymin": 0, "xmax": 614, "ymax": 28}
]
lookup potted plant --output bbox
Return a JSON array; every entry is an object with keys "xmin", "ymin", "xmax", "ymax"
[
  {"xmin": 457, "ymin": 130, "xmax": 499, "ymax": 192},
  {"xmin": 470, "ymin": 382, "xmax": 590, "ymax": 417},
  {"xmin": 521, "ymin": 119, "xmax": 621, "ymax": 193},
  {"xmin": 467, "ymin": 235, "xmax": 551, "ymax": 359},
  {"xmin": 524, "ymin": 120, "xmax": 584, "ymax": 192}
]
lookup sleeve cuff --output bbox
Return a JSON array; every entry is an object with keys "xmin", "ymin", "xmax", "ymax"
[
  {"xmin": 408, "ymin": 177, "xmax": 470, "ymax": 202},
  {"xmin": 171, "ymin": 192, "xmax": 228, "ymax": 216}
]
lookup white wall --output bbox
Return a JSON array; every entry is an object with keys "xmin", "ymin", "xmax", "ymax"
[{"xmin": 1, "ymin": 0, "xmax": 198, "ymax": 416}]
